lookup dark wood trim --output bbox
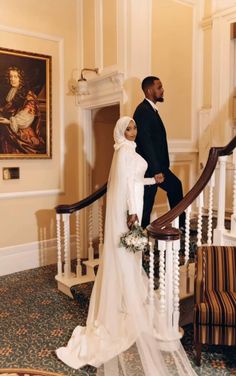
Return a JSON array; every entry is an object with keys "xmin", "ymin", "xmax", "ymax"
[
  {"xmin": 147, "ymin": 225, "xmax": 181, "ymax": 240},
  {"xmin": 55, "ymin": 183, "xmax": 107, "ymax": 214},
  {"xmin": 147, "ymin": 136, "xmax": 236, "ymax": 239}
]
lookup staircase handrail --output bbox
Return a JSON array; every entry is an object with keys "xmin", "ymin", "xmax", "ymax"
[
  {"xmin": 147, "ymin": 136, "xmax": 236, "ymax": 237},
  {"xmin": 55, "ymin": 183, "xmax": 107, "ymax": 214},
  {"xmin": 55, "ymin": 136, "xmax": 236, "ymax": 221}
]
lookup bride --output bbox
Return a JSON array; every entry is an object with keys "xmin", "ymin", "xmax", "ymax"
[{"xmin": 56, "ymin": 116, "xmax": 196, "ymax": 376}]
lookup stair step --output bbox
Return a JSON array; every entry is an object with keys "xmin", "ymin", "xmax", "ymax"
[
  {"xmin": 56, "ymin": 273, "xmax": 96, "ymax": 298},
  {"xmin": 82, "ymin": 258, "xmax": 100, "ymax": 268}
]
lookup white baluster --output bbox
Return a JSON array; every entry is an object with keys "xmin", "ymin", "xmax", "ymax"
[
  {"xmin": 56, "ymin": 213, "xmax": 62, "ymax": 277},
  {"xmin": 148, "ymin": 241, "xmax": 155, "ymax": 326},
  {"xmin": 173, "ymin": 238, "xmax": 180, "ymax": 334},
  {"xmin": 184, "ymin": 205, "xmax": 191, "ymax": 264},
  {"xmin": 216, "ymin": 156, "xmax": 227, "ymax": 231},
  {"xmin": 213, "ymin": 156, "xmax": 227, "ymax": 244},
  {"xmin": 165, "ymin": 240, "xmax": 173, "ymax": 334},
  {"xmin": 62, "ymin": 213, "xmax": 71, "ymax": 278},
  {"xmin": 231, "ymin": 149, "xmax": 236, "ymax": 234},
  {"xmin": 88, "ymin": 206, "xmax": 94, "ymax": 261},
  {"xmin": 159, "ymin": 240, "xmax": 166, "ymax": 314},
  {"xmin": 207, "ymin": 172, "xmax": 215, "ymax": 245},
  {"xmin": 197, "ymin": 192, "xmax": 204, "ymax": 247},
  {"xmin": 98, "ymin": 197, "xmax": 104, "ymax": 258},
  {"xmin": 75, "ymin": 211, "xmax": 82, "ymax": 277}
]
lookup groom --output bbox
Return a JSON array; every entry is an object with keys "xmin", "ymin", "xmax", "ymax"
[{"xmin": 133, "ymin": 76, "xmax": 185, "ymax": 229}]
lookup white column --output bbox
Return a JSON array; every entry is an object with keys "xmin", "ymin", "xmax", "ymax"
[
  {"xmin": 207, "ymin": 172, "xmax": 215, "ymax": 245},
  {"xmin": 98, "ymin": 197, "xmax": 104, "ymax": 258},
  {"xmin": 88, "ymin": 206, "xmax": 94, "ymax": 260},
  {"xmin": 158, "ymin": 240, "xmax": 166, "ymax": 315},
  {"xmin": 62, "ymin": 213, "xmax": 71, "ymax": 278},
  {"xmin": 184, "ymin": 205, "xmax": 191, "ymax": 264},
  {"xmin": 148, "ymin": 241, "xmax": 155, "ymax": 327},
  {"xmin": 197, "ymin": 191, "xmax": 204, "ymax": 247},
  {"xmin": 75, "ymin": 211, "xmax": 82, "ymax": 277},
  {"xmin": 216, "ymin": 156, "xmax": 227, "ymax": 231},
  {"xmin": 165, "ymin": 241, "xmax": 173, "ymax": 334},
  {"xmin": 56, "ymin": 213, "xmax": 62, "ymax": 277},
  {"xmin": 213, "ymin": 156, "xmax": 228, "ymax": 245},
  {"xmin": 173, "ymin": 238, "xmax": 180, "ymax": 335}
]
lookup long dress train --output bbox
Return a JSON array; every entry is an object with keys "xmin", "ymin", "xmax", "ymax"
[{"xmin": 56, "ymin": 120, "xmax": 196, "ymax": 376}]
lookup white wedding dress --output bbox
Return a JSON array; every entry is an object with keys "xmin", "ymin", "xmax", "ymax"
[{"xmin": 56, "ymin": 117, "xmax": 196, "ymax": 376}]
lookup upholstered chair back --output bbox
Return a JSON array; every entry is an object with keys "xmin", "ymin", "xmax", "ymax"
[{"xmin": 195, "ymin": 246, "xmax": 236, "ymax": 304}]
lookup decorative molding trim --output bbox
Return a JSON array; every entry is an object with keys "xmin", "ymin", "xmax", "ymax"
[
  {"xmin": 126, "ymin": 0, "xmax": 152, "ymax": 77},
  {"xmin": 213, "ymin": 4, "xmax": 236, "ymax": 19},
  {"xmin": 191, "ymin": 1, "xmax": 204, "ymax": 146},
  {"xmin": 168, "ymin": 140, "xmax": 198, "ymax": 153},
  {"xmin": 117, "ymin": 0, "xmax": 128, "ymax": 76},
  {"xmin": 0, "ymin": 236, "xmax": 77, "ymax": 276},
  {"xmin": 0, "ymin": 239, "xmax": 57, "ymax": 276},
  {"xmin": 174, "ymin": 0, "xmax": 197, "ymax": 6},
  {"xmin": 0, "ymin": 188, "xmax": 64, "ymax": 200},
  {"xmin": 95, "ymin": 0, "xmax": 103, "ymax": 70},
  {"xmin": 0, "ymin": 24, "xmax": 63, "ymax": 42},
  {"xmin": 201, "ymin": 16, "xmax": 213, "ymax": 30},
  {"xmin": 78, "ymin": 71, "xmax": 124, "ymax": 108},
  {"xmin": 0, "ymin": 24, "xmax": 65, "ymax": 198},
  {"xmin": 210, "ymin": 5, "xmax": 236, "ymax": 144}
]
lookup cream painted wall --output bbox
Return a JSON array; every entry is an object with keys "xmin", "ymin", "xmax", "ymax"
[
  {"xmin": 202, "ymin": 0, "xmax": 212, "ymax": 108},
  {"xmin": 83, "ymin": 0, "xmax": 96, "ymax": 68},
  {"xmin": 151, "ymin": 0, "xmax": 193, "ymax": 140},
  {"xmin": 203, "ymin": 29, "xmax": 212, "ymax": 108},
  {"xmin": 0, "ymin": 0, "xmax": 80, "ymax": 247},
  {"xmin": 103, "ymin": 0, "xmax": 117, "ymax": 67}
]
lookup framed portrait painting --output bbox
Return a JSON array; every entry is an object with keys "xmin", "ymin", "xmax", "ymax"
[{"xmin": 0, "ymin": 47, "xmax": 52, "ymax": 159}]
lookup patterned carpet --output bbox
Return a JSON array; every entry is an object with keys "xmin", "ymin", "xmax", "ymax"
[
  {"xmin": 0, "ymin": 217, "xmax": 235, "ymax": 375},
  {"xmin": 0, "ymin": 263, "xmax": 236, "ymax": 375}
]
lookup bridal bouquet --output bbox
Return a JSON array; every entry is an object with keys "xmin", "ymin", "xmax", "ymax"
[{"xmin": 120, "ymin": 222, "xmax": 149, "ymax": 253}]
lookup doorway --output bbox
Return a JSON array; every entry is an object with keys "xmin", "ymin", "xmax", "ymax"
[{"xmin": 91, "ymin": 104, "xmax": 120, "ymax": 190}]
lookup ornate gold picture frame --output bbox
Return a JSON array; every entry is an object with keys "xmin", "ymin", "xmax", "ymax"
[{"xmin": 0, "ymin": 47, "xmax": 52, "ymax": 159}]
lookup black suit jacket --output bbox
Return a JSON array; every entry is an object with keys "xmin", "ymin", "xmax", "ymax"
[{"xmin": 133, "ymin": 99, "xmax": 170, "ymax": 177}]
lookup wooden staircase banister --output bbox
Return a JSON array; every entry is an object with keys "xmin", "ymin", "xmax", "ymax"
[
  {"xmin": 55, "ymin": 136, "xmax": 236, "ymax": 220},
  {"xmin": 55, "ymin": 183, "xmax": 107, "ymax": 214},
  {"xmin": 147, "ymin": 136, "xmax": 236, "ymax": 237}
]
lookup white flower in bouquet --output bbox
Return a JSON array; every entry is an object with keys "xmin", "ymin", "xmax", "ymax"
[{"xmin": 120, "ymin": 222, "xmax": 149, "ymax": 253}]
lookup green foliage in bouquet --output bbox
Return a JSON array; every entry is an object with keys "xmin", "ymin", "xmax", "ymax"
[{"xmin": 120, "ymin": 222, "xmax": 149, "ymax": 253}]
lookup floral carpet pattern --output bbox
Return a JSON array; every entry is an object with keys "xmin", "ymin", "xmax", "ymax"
[{"xmin": 0, "ymin": 217, "xmax": 235, "ymax": 375}]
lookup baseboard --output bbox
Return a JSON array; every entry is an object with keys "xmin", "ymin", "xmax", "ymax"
[{"xmin": 0, "ymin": 237, "xmax": 77, "ymax": 277}]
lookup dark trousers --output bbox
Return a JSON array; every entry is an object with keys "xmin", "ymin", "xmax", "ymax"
[{"xmin": 141, "ymin": 169, "xmax": 185, "ymax": 229}]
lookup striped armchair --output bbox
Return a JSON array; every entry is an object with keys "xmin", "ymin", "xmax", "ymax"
[{"xmin": 194, "ymin": 246, "xmax": 236, "ymax": 366}]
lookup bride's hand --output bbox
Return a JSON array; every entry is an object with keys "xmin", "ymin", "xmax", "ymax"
[{"xmin": 127, "ymin": 214, "xmax": 139, "ymax": 229}]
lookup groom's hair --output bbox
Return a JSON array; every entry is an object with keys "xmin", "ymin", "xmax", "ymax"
[{"xmin": 141, "ymin": 76, "xmax": 160, "ymax": 92}]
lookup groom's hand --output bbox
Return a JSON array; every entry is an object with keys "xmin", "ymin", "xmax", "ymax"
[
  {"xmin": 127, "ymin": 214, "xmax": 139, "ymax": 229},
  {"xmin": 154, "ymin": 173, "xmax": 165, "ymax": 184}
]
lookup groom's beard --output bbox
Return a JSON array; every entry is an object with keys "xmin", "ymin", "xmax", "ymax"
[{"xmin": 156, "ymin": 97, "xmax": 164, "ymax": 102}]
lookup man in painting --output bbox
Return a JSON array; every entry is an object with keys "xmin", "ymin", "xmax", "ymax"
[{"xmin": 0, "ymin": 66, "xmax": 45, "ymax": 154}]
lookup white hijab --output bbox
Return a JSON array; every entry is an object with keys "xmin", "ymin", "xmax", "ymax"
[{"xmin": 113, "ymin": 116, "xmax": 136, "ymax": 151}]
